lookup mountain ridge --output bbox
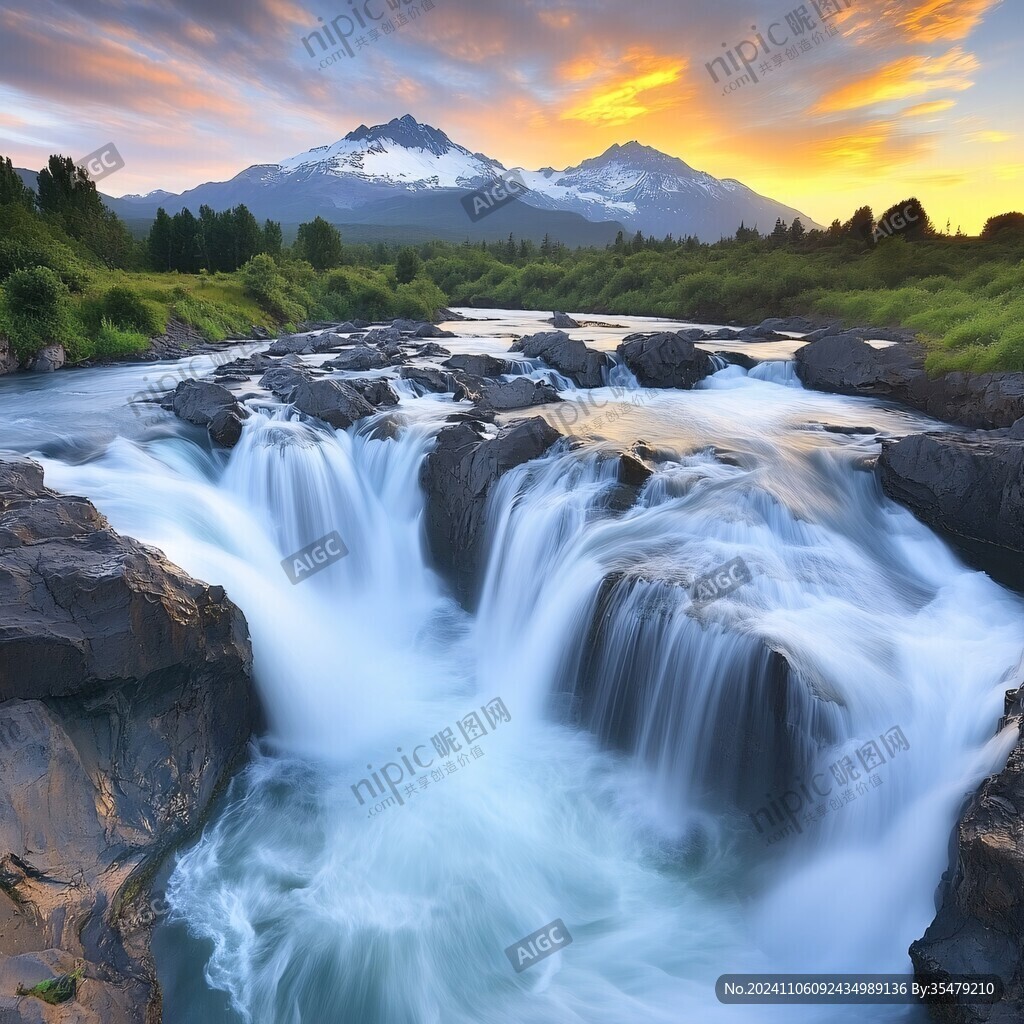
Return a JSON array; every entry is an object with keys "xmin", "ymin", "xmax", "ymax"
[{"xmin": 16, "ymin": 115, "xmax": 821, "ymax": 244}]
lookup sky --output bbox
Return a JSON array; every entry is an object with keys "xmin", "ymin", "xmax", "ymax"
[{"xmin": 0, "ymin": 0, "xmax": 1021, "ymax": 233}]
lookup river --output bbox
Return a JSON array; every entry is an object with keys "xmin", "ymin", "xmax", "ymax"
[{"xmin": 1, "ymin": 309, "xmax": 1020, "ymax": 1023}]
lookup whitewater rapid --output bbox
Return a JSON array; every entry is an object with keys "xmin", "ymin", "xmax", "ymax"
[{"xmin": 1, "ymin": 311, "xmax": 1020, "ymax": 1024}]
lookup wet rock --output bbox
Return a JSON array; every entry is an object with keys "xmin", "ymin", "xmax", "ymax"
[
  {"xmin": 321, "ymin": 346, "xmax": 390, "ymax": 372},
  {"xmin": 511, "ymin": 331, "xmax": 611, "ymax": 388},
  {"xmin": 267, "ymin": 333, "xmax": 333, "ymax": 356},
  {"xmin": 796, "ymin": 336, "xmax": 1024, "ymax": 429},
  {"xmin": 259, "ymin": 365, "xmax": 312, "ymax": 400},
  {"xmin": 0, "ymin": 458, "xmax": 258, "ymax": 1024},
  {"xmin": 549, "ymin": 312, "xmax": 580, "ymax": 329},
  {"xmin": 443, "ymin": 353, "xmax": 510, "ymax": 378},
  {"xmin": 400, "ymin": 366, "xmax": 455, "ymax": 394},
  {"xmin": 208, "ymin": 406, "xmax": 249, "ymax": 447},
  {"xmin": 0, "ymin": 336, "xmax": 18, "ymax": 376},
  {"xmin": 910, "ymin": 677, "xmax": 1024, "ymax": 1024},
  {"xmin": 414, "ymin": 324, "xmax": 456, "ymax": 339},
  {"xmin": 346, "ymin": 377, "xmax": 400, "ymax": 408},
  {"xmin": 290, "ymin": 377, "xmax": 376, "ymax": 430},
  {"xmin": 420, "ymin": 418, "xmax": 561, "ymax": 605},
  {"xmin": 362, "ymin": 327, "xmax": 404, "ymax": 349},
  {"xmin": 716, "ymin": 351, "xmax": 759, "ymax": 370},
  {"xmin": 411, "ymin": 342, "xmax": 452, "ymax": 358},
  {"xmin": 26, "ymin": 344, "xmax": 65, "ymax": 373},
  {"xmin": 877, "ymin": 431, "xmax": 1024, "ymax": 585},
  {"xmin": 161, "ymin": 379, "xmax": 250, "ymax": 448},
  {"xmin": 617, "ymin": 332, "xmax": 715, "ymax": 389},
  {"xmin": 477, "ymin": 378, "xmax": 560, "ymax": 412}
]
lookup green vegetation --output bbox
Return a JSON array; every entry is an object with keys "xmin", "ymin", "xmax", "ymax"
[
  {"xmin": 1, "ymin": 152, "xmax": 1022, "ymax": 375},
  {"xmin": 0, "ymin": 153, "xmax": 450, "ymax": 367},
  {"xmin": 16, "ymin": 968, "xmax": 83, "ymax": 1006}
]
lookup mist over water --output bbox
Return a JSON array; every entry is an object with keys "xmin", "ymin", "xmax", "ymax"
[{"xmin": 2, "ymin": 311, "xmax": 1021, "ymax": 1023}]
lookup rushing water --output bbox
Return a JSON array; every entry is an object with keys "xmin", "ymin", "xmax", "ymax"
[{"xmin": 1, "ymin": 310, "xmax": 1021, "ymax": 1024}]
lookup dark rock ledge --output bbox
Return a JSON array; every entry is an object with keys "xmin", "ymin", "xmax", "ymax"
[
  {"xmin": 911, "ymin": 670, "xmax": 1024, "ymax": 1024},
  {"xmin": 876, "ymin": 427, "xmax": 1024, "ymax": 589},
  {"xmin": 0, "ymin": 459, "xmax": 259, "ymax": 1023}
]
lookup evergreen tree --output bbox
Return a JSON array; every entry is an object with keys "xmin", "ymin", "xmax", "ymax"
[
  {"xmin": 0, "ymin": 157, "xmax": 34, "ymax": 209},
  {"xmin": 295, "ymin": 216, "xmax": 343, "ymax": 270},
  {"xmin": 148, "ymin": 208, "xmax": 174, "ymax": 271},
  {"xmin": 395, "ymin": 246, "xmax": 421, "ymax": 284},
  {"xmin": 261, "ymin": 219, "xmax": 283, "ymax": 257}
]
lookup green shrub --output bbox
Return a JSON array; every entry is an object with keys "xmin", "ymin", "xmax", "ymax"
[
  {"xmin": 99, "ymin": 285, "xmax": 165, "ymax": 335},
  {"xmin": 93, "ymin": 317, "xmax": 150, "ymax": 358},
  {"xmin": 0, "ymin": 266, "xmax": 85, "ymax": 361},
  {"xmin": 241, "ymin": 253, "xmax": 305, "ymax": 323}
]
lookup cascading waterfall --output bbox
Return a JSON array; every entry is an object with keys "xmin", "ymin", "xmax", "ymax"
[{"xmin": 3, "ymin": 324, "xmax": 1021, "ymax": 1024}]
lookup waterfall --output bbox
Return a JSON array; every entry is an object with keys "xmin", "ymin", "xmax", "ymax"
[{"xmin": 4, "ymin": 314, "xmax": 1021, "ymax": 1024}]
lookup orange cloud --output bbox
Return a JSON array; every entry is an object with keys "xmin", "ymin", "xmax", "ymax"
[
  {"xmin": 903, "ymin": 99, "xmax": 956, "ymax": 116},
  {"xmin": 971, "ymin": 130, "xmax": 1013, "ymax": 143},
  {"xmin": 560, "ymin": 54, "xmax": 688, "ymax": 126},
  {"xmin": 896, "ymin": 0, "xmax": 1002, "ymax": 43},
  {"xmin": 813, "ymin": 47, "xmax": 978, "ymax": 113}
]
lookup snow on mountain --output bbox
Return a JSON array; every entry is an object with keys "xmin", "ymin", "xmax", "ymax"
[
  {"xmin": 102, "ymin": 116, "xmax": 820, "ymax": 242},
  {"xmin": 514, "ymin": 141, "xmax": 821, "ymax": 239},
  {"xmin": 276, "ymin": 114, "xmax": 505, "ymax": 190}
]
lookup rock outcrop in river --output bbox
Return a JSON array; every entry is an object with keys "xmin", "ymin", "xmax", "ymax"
[
  {"xmin": 0, "ymin": 459, "xmax": 259, "ymax": 1023},
  {"xmin": 911, "ymin": 675, "xmax": 1024, "ymax": 1024},
  {"xmin": 420, "ymin": 418, "xmax": 561, "ymax": 606},
  {"xmin": 796, "ymin": 336, "xmax": 1024, "ymax": 429},
  {"xmin": 617, "ymin": 331, "xmax": 715, "ymax": 389},
  {"xmin": 876, "ymin": 426, "xmax": 1024, "ymax": 587}
]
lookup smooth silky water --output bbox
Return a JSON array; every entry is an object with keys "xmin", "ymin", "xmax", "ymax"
[{"xmin": 1, "ymin": 311, "xmax": 1020, "ymax": 1023}]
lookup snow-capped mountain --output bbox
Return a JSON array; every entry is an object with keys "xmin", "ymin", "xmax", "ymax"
[
  {"xmin": 514, "ymin": 141, "xmax": 818, "ymax": 240},
  {"xmin": 276, "ymin": 115, "xmax": 504, "ymax": 191},
  {"xmin": 102, "ymin": 115, "xmax": 820, "ymax": 243}
]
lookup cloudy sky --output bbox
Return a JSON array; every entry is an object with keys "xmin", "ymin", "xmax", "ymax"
[{"xmin": 1, "ymin": 0, "xmax": 1020, "ymax": 232}]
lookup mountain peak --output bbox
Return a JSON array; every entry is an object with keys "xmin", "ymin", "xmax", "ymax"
[
  {"xmin": 586, "ymin": 141, "xmax": 697, "ymax": 176},
  {"xmin": 344, "ymin": 115, "xmax": 455, "ymax": 157}
]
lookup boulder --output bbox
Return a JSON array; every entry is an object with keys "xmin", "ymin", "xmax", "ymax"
[
  {"xmin": 163, "ymin": 379, "xmax": 237, "ymax": 425},
  {"xmin": 443, "ymin": 353, "xmax": 510, "ymax": 378},
  {"xmin": 26, "ymin": 344, "xmax": 65, "ymax": 373},
  {"xmin": 511, "ymin": 331, "xmax": 611, "ymax": 388},
  {"xmin": 0, "ymin": 459, "xmax": 258, "ymax": 1024},
  {"xmin": 549, "ymin": 312, "xmax": 580, "ymax": 329},
  {"xmin": 420, "ymin": 418, "xmax": 561, "ymax": 605},
  {"xmin": 412, "ymin": 342, "xmax": 452, "ymax": 358},
  {"xmin": 362, "ymin": 327, "xmax": 405, "ymax": 349},
  {"xmin": 877, "ymin": 431, "xmax": 1024, "ymax": 584},
  {"xmin": 345, "ymin": 377, "xmax": 400, "ymax": 408},
  {"xmin": 617, "ymin": 332, "xmax": 715, "ymax": 389},
  {"xmin": 161, "ymin": 379, "xmax": 250, "ymax": 448},
  {"xmin": 267, "ymin": 333, "xmax": 332, "ymax": 356},
  {"xmin": 414, "ymin": 324, "xmax": 456, "ymax": 339},
  {"xmin": 477, "ymin": 378, "xmax": 560, "ymax": 412},
  {"xmin": 910, "ymin": 679, "xmax": 1024, "ymax": 1024},
  {"xmin": 0, "ymin": 336, "xmax": 18, "ymax": 376},
  {"xmin": 400, "ymin": 366, "xmax": 455, "ymax": 394},
  {"xmin": 290, "ymin": 377, "xmax": 376, "ymax": 430},
  {"xmin": 737, "ymin": 325, "xmax": 787, "ymax": 340},
  {"xmin": 208, "ymin": 406, "xmax": 249, "ymax": 447},
  {"xmin": 796, "ymin": 336, "xmax": 1024, "ymax": 429},
  {"xmin": 259, "ymin": 365, "xmax": 312, "ymax": 400},
  {"xmin": 321, "ymin": 346, "xmax": 389, "ymax": 372}
]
